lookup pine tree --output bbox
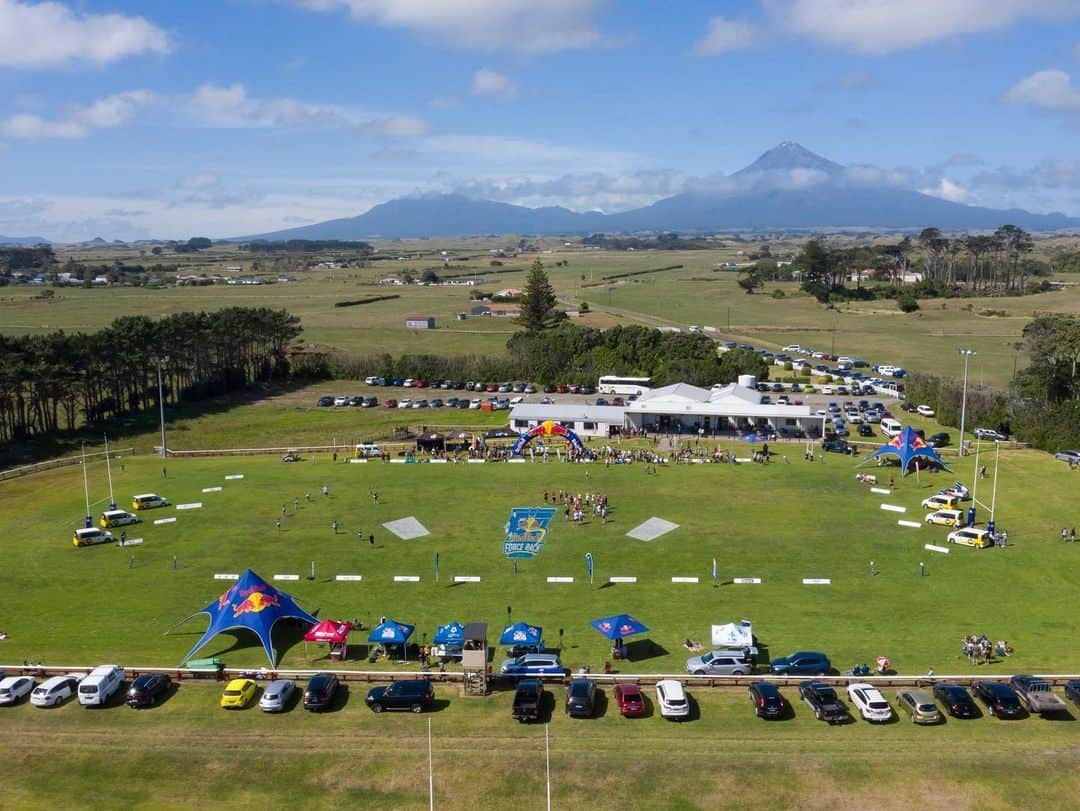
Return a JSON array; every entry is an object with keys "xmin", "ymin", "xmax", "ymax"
[{"xmin": 518, "ymin": 260, "xmax": 557, "ymax": 330}]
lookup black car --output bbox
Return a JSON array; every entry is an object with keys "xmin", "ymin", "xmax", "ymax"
[
  {"xmin": 798, "ymin": 681, "xmax": 849, "ymax": 724},
  {"xmin": 543, "ymin": 384, "xmax": 556, "ymax": 393},
  {"xmin": 748, "ymin": 682, "xmax": 785, "ymax": 719},
  {"xmin": 932, "ymin": 682, "xmax": 979, "ymax": 718},
  {"xmin": 303, "ymin": 673, "xmax": 339, "ymax": 712},
  {"xmin": 565, "ymin": 678, "xmax": 596, "ymax": 718},
  {"xmin": 126, "ymin": 673, "xmax": 171, "ymax": 708},
  {"xmin": 858, "ymin": 423, "xmax": 874, "ymax": 437},
  {"xmin": 771, "ymin": 383, "xmax": 784, "ymax": 392},
  {"xmin": 972, "ymin": 681, "xmax": 1024, "ymax": 718},
  {"xmin": 1065, "ymin": 680, "xmax": 1080, "ymax": 706},
  {"xmin": 822, "ymin": 438, "xmax": 853, "ymax": 455},
  {"xmin": 316, "ymin": 395, "xmax": 333, "ymax": 407},
  {"xmin": 927, "ymin": 432, "xmax": 951, "ymax": 448},
  {"xmin": 365, "ymin": 679, "xmax": 434, "ymax": 713}
]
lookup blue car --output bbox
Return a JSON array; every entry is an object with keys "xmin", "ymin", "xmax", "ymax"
[
  {"xmin": 499, "ymin": 653, "xmax": 565, "ymax": 678},
  {"xmin": 770, "ymin": 651, "xmax": 831, "ymax": 676}
]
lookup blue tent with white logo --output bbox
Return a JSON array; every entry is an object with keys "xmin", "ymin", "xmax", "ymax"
[
  {"xmin": 857, "ymin": 425, "xmax": 952, "ymax": 476},
  {"xmin": 589, "ymin": 613, "xmax": 649, "ymax": 641},
  {"xmin": 433, "ymin": 621, "xmax": 465, "ymax": 646},
  {"xmin": 170, "ymin": 569, "xmax": 318, "ymax": 668},
  {"xmin": 368, "ymin": 618, "xmax": 415, "ymax": 661},
  {"xmin": 499, "ymin": 621, "xmax": 543, "ymax": 648}
]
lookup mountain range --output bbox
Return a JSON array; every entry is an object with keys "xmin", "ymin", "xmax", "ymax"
[
  {"xmin": 242, "ymin": 142, "xmax": 1079, "ymax": 241},
  {"xmin": 0, "ymin": 234, "xmax": 50, "ymax": 246}
]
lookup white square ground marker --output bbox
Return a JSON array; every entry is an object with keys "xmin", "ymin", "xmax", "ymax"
[
  {"xmin": 382, "ymin": 516, "xmax": 430, "ymax": 540},
  {"xmin": 627, "ymin": 517, "xmax": 679, "ymax": 542}
]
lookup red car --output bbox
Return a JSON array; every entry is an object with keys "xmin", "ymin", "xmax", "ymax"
[
  {"xmin": 384, "ymin": 398, "xmax": 398, "ymax": 408},
  {"xmin": 416, "ymin": 379, "xmax": 428, "ymax": 388},
  {"xmin": 555, "ymin": 384, "xmax": 569, "ymax": 394},
  {"xmin": 614, "ymin": 683, "xmax": 646, "ymax": 717}
]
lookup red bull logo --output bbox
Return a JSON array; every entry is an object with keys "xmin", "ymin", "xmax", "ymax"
[{"xmin": 232, "ymin": 591, "xmax": 279, "ymax": 617}]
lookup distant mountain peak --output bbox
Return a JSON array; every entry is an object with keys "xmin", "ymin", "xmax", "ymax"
[{"xmin": 734, "ymin": 142, "xmax": 843, "ymax": 177}]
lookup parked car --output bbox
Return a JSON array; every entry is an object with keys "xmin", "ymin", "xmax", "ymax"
[
  {"xmin": 78, "ymin": 664, "xmax": 125, "ymax": 707},
  {"xmin": 947, "ymin": 528, "xmax": 993, "ymax": 548},
  {"xmin": 397, "ymin": 399, "xmax": 412, "ymax": 409},
  {"xmin": 73, "ymin": 527, "xmax": 114, "ymax": 547},
  {"xmin": 333, "ymin": 395, "xmax": 349, "ymax": 406},
  {"xmin": 31, "ymin": 674, "xmax": 83, "ymax": 707},
  {"xmin": 220, "ymin": 678, "xmax": 257, "ymax": 709},
  {"xmin": 973, "ymin": 427, "xmax": 1008, "ymax": 441},
  {"xmin": 822, "ymin": 438, "xmax": 854, "ymax": 455},
  {"xmin": 499, "ymin": 653, "xmax": 565, "ymax": 679},
  {"xmin": 126, "ymin": 673, "xmax": 171, "ymax": 708},
  {"xmin": 747, "ymin": 682, "xmax": 785, "ymax": 719},
  {"xmin": 614, "ymin": 683, "xmax": 646, "ymax": 717},
  {"xmin": 925, "ymin": 509, "xmax": 964, "ymax": 527},
  {"xmin": 348, "ymin": 396, "xmax": 363, "ymax": 407},
  {"xmin": 565, "ymin": 678, "xmax": 597, "ymax": 718},
  {"xmin": 316, "ymin": 395, "xmax": 334, "ymax": 407},
  {"xmin": 0, "ymin": 675, "xmax": 36, "ymax": 705},
  {"xmin": 363, "ymin": 396, "xmax": 378, "ymax": 408},
  {"xmin": 1054, "ymin": 449, "xmax": 1080, "ymax": 465},
  {"xmin": 259, "ymin": 679, "xmax": 296, "ymax": 713},
  {"xmin": 684, "ymin": 650, "xmax": 752, "ymax": 676},
  {"xmin": 857, "ymin": 423, "xmax": 874, "ymax": 437},
  {"xmin": 846, "ymin": 682, "xmax": 892, "ymax": 722},
  {"xmin": 926, "ymin": 432, "xmax": 951, "ymax": 448},
  {"xmin": 1009, "ymin": 675, "xmax": 1069, "ymax": 715},
  {"xmin": 932, "ymin": 683, "xmax": 980, "ymax": 718},
  {"xmin": 366, "ymin": 679, "xmax": 435, "ymax": 713},
  {"xmin": 132, "ymin": 493, "xmax": 169, "ymax": 510},
  {"xmin": 921, "ymin": 494, "xmax": 958, "ymax": 511},
  {"xmin": 972, "ymin": 681, "xmax": 1024, "ymax": 718},
  {"xmin": 655, "ymin": 679, "xmax": 690, "ymax": 721},
  {"xmin": 1065, "ymin": 680, "xmax": 1080, "ymax": 707},
  {"xmin": 799, "ymin": 681, "xmax": 849, "ymax": 723},
  {"xmin": 916, "ymin": 404, "xmax": 935, "ymax": 417},
  {"xmin": 384, "ymin": 398, "xmax": 398, "ymax": 408},
  {"xmin": 100, "ymin": 509, "xmax": 139, "ymax": 528},
  {"xmin": 770, "ymin": 651, "xmax": 831, "ymax": 676},
  {"xmin": 303, "ymin": 673, "xmax": 339, "ymax": 711},
  {"xmin": 511, "ymin": 679, "xmax": 545, "ymax": 723}
]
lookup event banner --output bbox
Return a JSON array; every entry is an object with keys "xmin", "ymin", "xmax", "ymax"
[{"xmin": 503, "ymin": 507, "xmax": 557, "ymax": 559}]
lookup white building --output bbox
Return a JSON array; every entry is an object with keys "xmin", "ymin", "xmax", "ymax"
[
  {"xmin": 508, "ymin": 404, "xmax": 627, "ymax": 439},
  {"xmin": 624, "ymin": 382, "xmax": 818, "ymax": 436}
]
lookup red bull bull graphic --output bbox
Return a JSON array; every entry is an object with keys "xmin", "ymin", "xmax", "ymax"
[
  {"xmin": 511, "ymin": 420, "xmax": 586, "ymax": 456},
  {"xmin": 504, "ymin": 507, "xmax": 557, "ymax": 558},
  {"xmin": 232, "ymin": 590, "xmax": 280, "ymax": 617}
]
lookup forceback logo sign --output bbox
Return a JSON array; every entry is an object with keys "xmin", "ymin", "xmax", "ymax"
[{"xmin": 503, "ymin": 507, "xmax": 557, "ymax": 559}]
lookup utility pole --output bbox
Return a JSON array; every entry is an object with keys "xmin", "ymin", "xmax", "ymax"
[
  {"xmin": 154, "ymin": 355, "xmax": 170, "ymax": 476},
  {"xmin": 957, "ymin": 349, "xmax": 975, "ymax": 457}
]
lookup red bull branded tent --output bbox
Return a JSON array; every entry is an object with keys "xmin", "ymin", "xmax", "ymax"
[
  {"xmin": 172, "ymin": 569, "xmax": 318, "ymax": 667},
  {"xmin": 857, "ymin": 425, "xmax": 952, "ymax": 476}
]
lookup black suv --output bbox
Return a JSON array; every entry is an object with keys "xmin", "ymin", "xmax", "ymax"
[
  {"xmin": 927, "ymin": 432, "xmax": 951, "ymax": 448},
  {"xmin": 126, "ymin": 673, "xmax": 171, "ymax": 708},
  {"xmin": 565, "ymin": 678, "xmax": 597, "ymax": 718},
  {"xmin": 365, "ymin": 679, "xmax": 434, "ymax": 713},
  {"xmin": 303, "ymin": 673, "xmax": 339, "ymax": 712},
  {"xmin": 748, "ymin": 682, "xmax": 785, "ymax": 719}
]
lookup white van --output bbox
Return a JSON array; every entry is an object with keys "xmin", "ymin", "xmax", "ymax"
[
  {"xmin": 132, "ymin": 493, "xmax": 168, "ymax": 510},
  {"xmin": 880, "ymin": 418, "xmax": 902, "ymax": 438},
  {"xmin": 355, "ymin": 443, "xmax": 382, "ymax": 458},
  {"xmin": 78, "ymin": 665, "xmax": 124, "ymax": 707}
]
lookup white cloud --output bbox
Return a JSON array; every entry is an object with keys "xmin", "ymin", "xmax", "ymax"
[
  {"xmin": 764, "ymin": 0, "xmax": 1078, "ymax": 55},
  {"xmin": 294, "ymin": 0, "xmax": 616, "ymax": 53},
  {"xmin": 1004, "ymin": 69, "xmax": 1080, "ymax": 112},
  {"xmin": 0, "ymin": 0, "xmax": 170, "ymax": 68},
  {"xmin": 471, "ymin": 68, "xmax": 517, "ymax": 98},
  {"xmin": 693, "ymin": 17, "xmax": 758, "ymax": 55},
  {"xmin": 920, "ymin": 178, "xmax": 971, "ymax": 203},
  {"xmin": 429, "ymin": 96, "xmax": 459, "ymax": 109},
  {"xmin": 177, "ymin": 173, "xmax": 220, "ymax": 190},
  {"xmin": 0, "ymin": 90, "xmax": 155, "ymax": 140}
]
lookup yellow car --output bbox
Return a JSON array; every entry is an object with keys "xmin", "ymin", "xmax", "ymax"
[
  {"xmin": 947, "ymin": 528, "xmax": 993, "ymax": 549},
  {"xmin": 220, "ymin": 678, "xmax": 257, "ymax": 709},
  {"xmin": 925, "ymin": 509, "xmax": 963, "ymax": 527}
]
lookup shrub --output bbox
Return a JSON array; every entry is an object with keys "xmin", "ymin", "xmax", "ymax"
[
  {"xmin": 771, "ymin": 289, "xmax": 786, "ymax": 299},
  {"xmin": 897, "ymin": 293, "xmax": 920, "ymax": 313}
]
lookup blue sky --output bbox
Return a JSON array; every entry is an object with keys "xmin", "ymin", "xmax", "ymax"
[{"xmin": 1, "ymin": 0, "xmax": 1079, "ymax": 241}]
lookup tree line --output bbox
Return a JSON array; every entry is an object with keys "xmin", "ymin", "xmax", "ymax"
[{"xmin": 0, "ymin": 307, "xmax": 300, "ymax": 444}]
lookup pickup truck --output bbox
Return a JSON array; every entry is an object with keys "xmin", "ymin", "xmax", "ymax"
[
  {"xmin": 365, "ymin": 679, "xmax": 435, "ymax": 713},
  {"xmin": 798, "ymin": 681, "xmax": 850, "ymax": 724},
  {"xmin": 1009, "ymin": 675, "xmax": 1068, "ymax": 715},
  {"xmin": 512, "ymin": 679, "xmax": 545, "ymax": 723}
]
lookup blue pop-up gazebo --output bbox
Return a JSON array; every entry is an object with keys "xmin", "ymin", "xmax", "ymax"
[
  {"xmin": 433, "ymin": 621, "xmax": 465, "ymax": 646},
  {"xmin": 500, "ymin": 621, "xmax": 542, "ymax": 648},
  {"xmin": 858, "ymin": 425, "xmax": 952, "ymax": 476},
  {"xmin": 589, "ymin": 613, "xmax": 649, "ymax": 641},
  {"xmin": 172, "ymin": 569, "xmax": 318, "ymax": 667},
  {"xmin": 368, "ymin": 618, "xmax": 415, "ymax": 661}
]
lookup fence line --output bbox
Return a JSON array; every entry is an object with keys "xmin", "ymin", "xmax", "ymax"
[{"xmin": 0, "ymin": 447, "xmax": 135, "ymax": 483}]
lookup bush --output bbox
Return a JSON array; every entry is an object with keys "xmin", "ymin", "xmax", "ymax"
[
  {"xmin": 897, "ymin": 293, "xmax": 920, "ymax": 313},
  {"xmin": 771, "ymin": 289, "xmax": 786, "ymax": 299}
]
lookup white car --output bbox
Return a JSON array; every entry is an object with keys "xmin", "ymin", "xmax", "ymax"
[
  {"xmin": 397, "ymin": 399, "xmax": 412, "ymax": 409},
  {"xmin": 921, "ymin": 495, "xmax": 957, "ymax": 511},
  {"xmin": 925, "ymin": 509, "xmax": 963, "ymax": 527},
  {"xmin": 916, "ymin": 405, "xmax": 935, "ymax": 417},
  {"xmin": 100, "ymin": 509, "xmax": 139, "ymax": 528},
  {"xmin": 947, "ymin": 527, "xmax": 993, "ymax": 548},
  {"xmin": 845, "ymin": 411, "xmax": 862, "ymax": 424},
  {"xmin": 333, "ymin": 395, "xmax": 349, "ymax": 406},
  {"xmin": 0, "ymin": 675, "xmax": 36, "ymax": 705},
  {"xmin": 469, "ymin": 399, "xmax": 482, "ymax": 409},
  {"xmin": 782, "ymin": 344, "xmax": 802, "ymax": 352},
  {"xmin": 403, "ymin": 379, "xmax": 416, "ymax": 388},
  {"xmin": 259, "ymin": 679, "xmax": 296, "ymax": 712},
  {"xmin": 31, "ymin": 674, "xmax": 84, "ymax": 707},
  {"xmin": 847, "ymin": 683, "xmax": 893, "ymax": 722},
  {"xmin": 655, "ymin": 679, "xmax": 690, "ymax": 721},
  {"xmin": 509, "ymin": 396, "xmax": 524, "ymax": 405},
  {"xmin": 821, "ymin": 385, "xmax": 834, "ymax": 395}
]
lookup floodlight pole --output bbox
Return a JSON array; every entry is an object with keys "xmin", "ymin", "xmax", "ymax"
[
  {"xmin": 154, "ymin": 355, "xmax": 170, "ymax": 476},
  {"xmin": 990, "ymin": 440, "xmax": 1001, "ymax": 523},
  {"xmin": 81, "ymin": 442, "xmax": 92, "ymax": 528},
  {"xmin": 957, "ymin": 349, "xmax": 975, "ymax": 457},
  {"xmin": 104, "ymin": 434, "xmax": 116, "ymax": 510}
]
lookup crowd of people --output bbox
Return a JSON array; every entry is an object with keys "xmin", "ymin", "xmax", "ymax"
[{"xmin": 543, "ymin": 489, "xmax": 610, "ymax": 523}]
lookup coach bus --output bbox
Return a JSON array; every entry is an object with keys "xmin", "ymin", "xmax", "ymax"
[{"xmin": 597, "ymin": 375, "xmax": 652, "ymax": 396}]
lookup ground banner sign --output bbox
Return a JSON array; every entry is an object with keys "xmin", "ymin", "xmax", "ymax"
[{"xmin": 503, "ymin": 507, "xmax": 557, "ymax": 559}]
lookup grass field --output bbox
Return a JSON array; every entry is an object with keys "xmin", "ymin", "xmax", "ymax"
[{"xmin": 2, "ymin": 438, "xmax": 1079, "ymax": 808}]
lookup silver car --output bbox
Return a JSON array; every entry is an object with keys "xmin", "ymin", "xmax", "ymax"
[
  {"xmin": 259, "ymin": 679, "xmax": 296, "ymax": 713},
  {"xmin": 684, "ymin": 651, "xmax": 752, "ymax": 676}
]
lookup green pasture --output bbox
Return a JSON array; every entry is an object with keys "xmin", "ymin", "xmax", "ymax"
[
  {"xmin": 0, "ymin": 683, "xmax": 1078, "ymax": 810},
  {"xmin": 1, "ymin": 449, "xmax": 1077, "ymax": 673}
]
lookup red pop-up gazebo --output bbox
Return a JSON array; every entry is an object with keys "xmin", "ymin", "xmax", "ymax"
[{"xmin": 304, "ymin": 619, "xmax": 353, "ymax": 660}]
